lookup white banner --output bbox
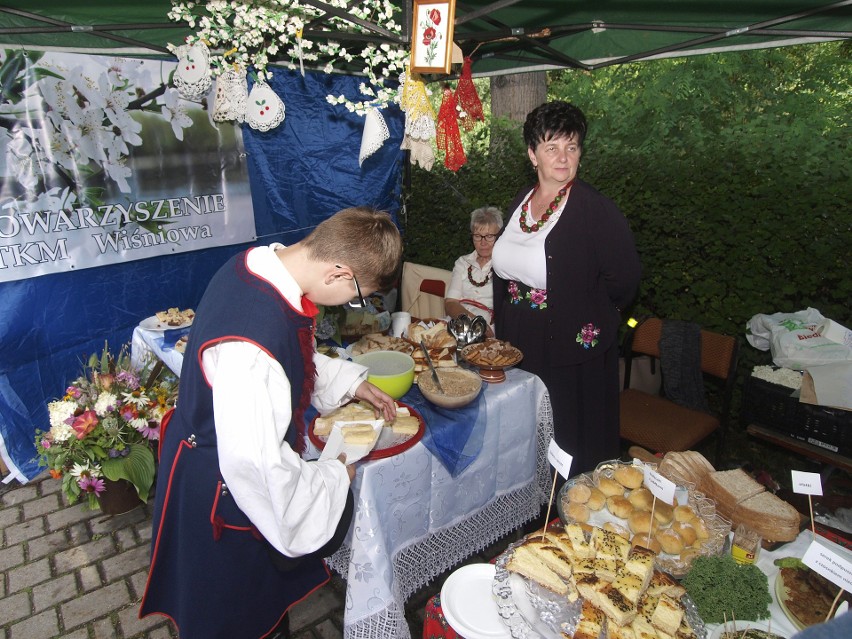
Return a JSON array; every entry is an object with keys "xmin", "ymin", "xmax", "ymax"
[{"xmin": 0, "ymin": 50, "xmax": 255, "ymax": 283}]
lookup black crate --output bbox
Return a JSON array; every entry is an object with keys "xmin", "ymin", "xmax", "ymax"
[{"xmin": 741, "ymin": 375, "xmax": 852, "ymax": 456}]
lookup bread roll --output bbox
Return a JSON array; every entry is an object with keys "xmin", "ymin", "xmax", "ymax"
[
  {"xmin": 670, "ymin": 521, "xmax": 698, "ymax": 547},
  {"xmin": 691, "ymin": 516, "xmax": 710, "ymax": 540},
  {"xmin": 598, "ymin": 476, "xmax": 625, "ymax": 497},
  {"xmin": 655, "ymin": 528, "xmax": 684, "ymax": 555},
  {"xmin": 653, "ymin": 501, "xmax": 674, "ymax": 526},
  {"xmin": 603, "ymin": 521, "xmax": 631, "ymax": 540},
  {"xmin": 614, "ymin": 464, "xmax": 645, "ymax": 489},
  {"xmin": 586, "ymin": 487, "xmax": 607, "ymax": 511},
  {"xmin": 673, "ymin": 505, "xmax": 698, "ymax": 523},
  {"xmin": 568, "ymin": 483, "xmax": 592, "ymax": 504},
  {"xmin": 628, "ymin": 510, "xmax": 655, "ymax": 535},
  {"xmin": 631, "ymin": 533, "xmax": 661, "ymax": 554},
  {"xmin": 606, "ymin": 495, "xmax": 633, "ymax": 519},
  {"xmin": 628, "ymin": 488, "xmax": 654, "ymax": 511},
  {"xmin": 567, "ymin": 501, "xmax": 591, "ymax": 523}
]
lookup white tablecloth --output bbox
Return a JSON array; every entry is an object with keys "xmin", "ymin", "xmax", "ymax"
[
  {"xmin": 321, "ymin": 368, "xmax": 553, "ymax": 639},
  {"xmin": 131, "ymin": 326, "xmax": 185, "ymax": 376}
]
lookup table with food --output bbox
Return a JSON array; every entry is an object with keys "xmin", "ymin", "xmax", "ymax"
[{"xmin": 430, "ymin": 451, "xmax": 851, "ymax": 639}]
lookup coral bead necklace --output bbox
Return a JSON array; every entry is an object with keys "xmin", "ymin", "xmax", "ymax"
[{"xmin": 519, "ymin": 180, "xmax": 574, "ymax": 233}]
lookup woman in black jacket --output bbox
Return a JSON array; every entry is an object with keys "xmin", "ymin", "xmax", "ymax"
[{"xmin": 491, "ymin": 101, "xmax": 641, "ymax": 475}]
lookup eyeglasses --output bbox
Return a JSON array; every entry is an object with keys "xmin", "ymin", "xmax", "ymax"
[
  {"xmin": 337, "ymin": 265, "xmax": 366, "ymax": 309},
  {"xmin": 472, "ymin": 233, "xmax": 498, "ymax": 243}
]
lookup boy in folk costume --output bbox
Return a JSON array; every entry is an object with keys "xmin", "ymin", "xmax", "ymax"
[{"xmin": 140, "ymin": 208, "xmax": 402, "ymax": 638}]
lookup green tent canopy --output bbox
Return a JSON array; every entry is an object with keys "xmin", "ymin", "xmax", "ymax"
[{"xmin": 0, "ymin": 1, "xmax": 850, "ymax": 74}]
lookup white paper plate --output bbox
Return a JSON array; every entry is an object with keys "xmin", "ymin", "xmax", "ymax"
[
  {"xmin": 440, "ymin": 564, "xmax": 511, "ymax": 639},
  {"xmin": 317, "ymin": 420, "xmax": 382, "ymax": 464},
  {"xmin": 709, "ymin": 620, "xmax": 788, "ymax": 639},
  {"xmin": 139, "ymin": 315, "xmax": 193, "ymax": 331}
]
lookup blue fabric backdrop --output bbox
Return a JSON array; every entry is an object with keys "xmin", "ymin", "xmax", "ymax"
[{"xmin": 0, "ymin": 67, "xmax": 404, "ymax": 481}]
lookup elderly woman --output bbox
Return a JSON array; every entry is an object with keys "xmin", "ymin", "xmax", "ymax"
[
  {"xmin": 445, "ymin": 206, "xmax": 504, "ymax": 336},
  {"xmin": 491, "ymin": 101, "xmax": 641, "ymax": 475}
]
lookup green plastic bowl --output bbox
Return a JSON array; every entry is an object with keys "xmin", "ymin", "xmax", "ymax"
[{"xmin": 352, "ymin": 350, "xmax": 415, "ymax": 399}]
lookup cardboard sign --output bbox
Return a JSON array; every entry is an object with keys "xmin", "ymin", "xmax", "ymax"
[
  {"xmin": 547, "ymin": 439, "xmax": 574, "ymax": 480},
  {"xmin": 791, "ymin": 470, "xmax": 824, "ymax": 496},
  {"xmin": 802, "ymin": 537, "xmax": 852, "ymax": 593},
  {"xmin": 644, "ymin": 465, "xmax": 677, "ymax": 505}
]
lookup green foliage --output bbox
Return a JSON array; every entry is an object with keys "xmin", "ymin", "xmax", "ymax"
[
  {"xmin": 404, "ymin": 43, "xmax": 851, "ymax": 388},
  {"xmin": 101, "ymin": 443, "xmax": 157, "ymax": 503}
]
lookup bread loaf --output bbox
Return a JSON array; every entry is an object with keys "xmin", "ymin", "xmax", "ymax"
[{"xmin": 734, "ymin": 491, "xmax": 801, "ymax": 542}]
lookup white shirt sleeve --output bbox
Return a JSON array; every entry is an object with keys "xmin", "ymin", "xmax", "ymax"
[
  {"xmin": 312, "ymin": 351, "xmax": 369, "ymax": 414},
  {"xmin": 204, "ymin": 340, "xmax": 351, "ymax": 557}
]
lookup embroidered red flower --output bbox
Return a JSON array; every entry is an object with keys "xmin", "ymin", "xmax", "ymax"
[
  {"xmin": 423, "ymin": 26, "xmax": 437, "ymax": 45},
  {"xmin": 429, "ymin": 9, "xmax": 442, "ymax": 25}
]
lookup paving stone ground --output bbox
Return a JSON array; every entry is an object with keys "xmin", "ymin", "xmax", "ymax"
[{"xmin": 0, "ymin": 474, "xmax": 520, "ymax": 639}]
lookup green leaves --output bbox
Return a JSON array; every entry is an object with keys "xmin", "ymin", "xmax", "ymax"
[{"xmin": 101, "ymin": 443, "xmax": 156, "ymax": 503}]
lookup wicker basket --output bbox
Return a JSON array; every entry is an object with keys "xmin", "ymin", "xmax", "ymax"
[{"xmin": 742, "ymin": 375, "xmax": 852, "ymax": 455}]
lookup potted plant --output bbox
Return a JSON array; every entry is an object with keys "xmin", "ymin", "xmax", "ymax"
[{"xmin": 34, "ymin": 343, "xmax": 178, "ymax": 511}]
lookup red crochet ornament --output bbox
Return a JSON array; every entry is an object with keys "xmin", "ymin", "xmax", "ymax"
[
  {"xmin": 455, "ymin": 57, "xmax": 484, "ymax": 131},
  {"xmin": 436, "ymin": 86, "xmax": 466, "ymax": 171}
]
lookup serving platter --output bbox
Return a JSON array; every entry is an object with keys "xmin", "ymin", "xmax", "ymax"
[
  {"xmin": 709, "ymin": 620, "xmax": 788, "ymax": 639},
  {"xmin": 308, "ymin": 401, "xmax": 425, "ymax": 461},
  {"xmin": 460, "ymin": 341, "xmax": 523, "ymax": 383},
  {"xmin": 493, "ymin": 534, "xmax": 707, "ymax": 639},
  {"xmin": 139, "ymin": 315, "xmax": 193, "ymax": 331}
]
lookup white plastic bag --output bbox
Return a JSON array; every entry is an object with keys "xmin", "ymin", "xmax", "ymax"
[{"xmin": 746, "ymin": 308, "xmax": 852, "ymax": 370}]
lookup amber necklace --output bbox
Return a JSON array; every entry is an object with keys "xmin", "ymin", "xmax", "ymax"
[
  {"xmin": 519, "ymin": 180, "xmax": 573, "ymax": 233},
  {"xmin": 467, "ymin": 264, "xmax": 491, "ymax": 287}
]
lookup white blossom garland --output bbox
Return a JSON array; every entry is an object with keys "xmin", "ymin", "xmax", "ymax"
[{"xmin": 168, "ymin": 1, "xmax": 410, "ymax": 114}]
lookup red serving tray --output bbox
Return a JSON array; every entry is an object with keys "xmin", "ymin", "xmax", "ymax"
[{"xmin": 308, "ymin": 401, "xmax": 425, "ymax": 461}]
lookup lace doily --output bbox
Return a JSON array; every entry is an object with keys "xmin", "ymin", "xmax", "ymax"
[
  {"xmin": 359, "ymin": 107, "xmax": 390, "ymax": 166},
  {"xmin": 405, "ymin": 114, "xmax": 436, "ymax": 141},
  {"xmin": 173, "ymin": 42, "xmax": 213, "ymax": 100},
  {"xmin": 400, "ymin": 136, "xmax": 435, "ymax": 171},
  {"xmin": 244, "ymin": 81, "xmax": 285, "ymax": 131},
  {"xmin": 212, "ymin": 68, "xmax": 248, "ymax": 123}
]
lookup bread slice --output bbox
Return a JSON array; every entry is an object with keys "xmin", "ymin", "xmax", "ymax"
[
  {"xmin": 541, "ymin": 530, "xmax": 577, "ymax": 558},
  {"xmin": 646, "ymin": 570, "xmax": 686, "ymax": 599},
  {"xmin": 609, "ymin": 623, "xmax": 637, "ymax": 639},
  {"xmin": 624, "ymin": 546, "xmax": 655, "ymax": 589},
  {"xmin": 734, "ymin": 490, "xmax": 801, "ymax": 542},
  {"xmin": 598, "ymin": 582, "xmax": 638, "ymax": 627},
  {"xmin": 592, "ymin": 526, "xmax": 631, "ymax": 562},
  {"xmin": 341, "ymin": 423, "xmax": 377, "ymax": 444},
  {"xmin": 506, "ymin": 544, "xmax": 568, "ymax": 595},
  {"xmin": 612, "ymin": 570, "xmax": 645, "ymax": 604},
  {"xmin": 704, "ymin": 469, "xmax": 765, "ymax": 514},
  {"xmin": 565, "ymin": 523, "xmax": 596, "ymax": 559},
  {"xmin": 390, "ymin": 415, "xmax": 419, "ymax": 435},
  {"xmin": 574, "ymin": 599, "xmax": 606, "ymax": 639},
  {"xmin": 651, "ymin": 594, "xmax": 684, "ymax": 636},
  {"xmin": 523, "ymin": 540, "xmax": 573, "ymax": 579}
]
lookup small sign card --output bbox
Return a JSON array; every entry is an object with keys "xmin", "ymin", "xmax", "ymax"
[
  {"xmin": 802, "ymin": 537, "xmax": 852, "ymax": 593},
  {"xmin": 791, "ymin": 470, "xmax": 824, "ymax": 496},
  {"xmin": 547, "ymin": 438, "xmax": 574, "ymax": 480},
  {"xmin": 644, "ymin": 465, "xmax": 677, "ymax": 505}
]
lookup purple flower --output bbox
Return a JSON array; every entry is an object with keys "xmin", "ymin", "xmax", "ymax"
[
  {"xmin": 530, "ymin": 289, "xmax": 547, "ymax": 305},
  {"xmin": 138, "ymin": 421, "xmax": 161, "ymax": 440},
  {"xmin": 576, "ymin": 323, "xmax": 601, "ymax": 349},
  {"xmin": 78, "ymin": 476, "xmax": 105, "ymax": 495},
  {"xmin": 116, "ymin": 370, "xmax": 140, "ymax": 390}
]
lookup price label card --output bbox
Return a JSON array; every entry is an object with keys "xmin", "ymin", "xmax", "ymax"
[
  {"xmin": 791, "ymin": 470, "xmax": 823, "ymax": 496},
  {"xmin": 547, "ymin": 438, "xmax": 573, "ymax": 480},
  {"xmin": 802, "ymin": 537, "xmax": 852, "ymax": 593},
  {"xmin": 644, "ymin": 465, "xmax": 676, "ymax": 505}
]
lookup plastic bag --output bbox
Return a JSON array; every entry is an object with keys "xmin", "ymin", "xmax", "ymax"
[{"xmin": 746, "ymin": 308, "xmax": 852, "ymax": 370}]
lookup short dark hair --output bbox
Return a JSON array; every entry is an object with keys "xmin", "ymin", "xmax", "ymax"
[
  {"xmin": 523, "ymin": 101, "xmax": 588, "ymax": 151},
  {"xmin": 303, "ymin": 207, "xmax": 402, "ymax": 291}
]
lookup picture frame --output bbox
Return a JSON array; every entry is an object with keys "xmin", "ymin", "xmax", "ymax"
[{"xmin": 410, "ymin": 0, "xmax": 456, "ymax": 75}]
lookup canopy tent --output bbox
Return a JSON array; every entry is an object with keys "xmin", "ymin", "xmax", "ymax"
[{"xmin": 1, "ymin": 1, "xmax": 850, "ymax": 76}]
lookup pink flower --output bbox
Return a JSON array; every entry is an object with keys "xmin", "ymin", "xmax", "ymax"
[
  {"xmin": 429, "ymin": 9, "xmax": 442, "ymax": 25},
  {"xmin": 423, "ymin": 26, "xmax": 436, "ymax": 45},
  {"xmin": 78, "ymin": 476, "xmax": 105, "ymax": 495},
  {"xmin": 41, "ymin": 438, "xmax": 51, "ymax": 450},
  {"xmin": 530, "ymin": 290, "xmax": 547, "ymax": 305},
  {"xmin": 138, "ymin": 421, "xmax": 161, "ymax": 441},
  {"xmin": 72, "ymin": 410, "xmax": 99, "ymax": 439}
]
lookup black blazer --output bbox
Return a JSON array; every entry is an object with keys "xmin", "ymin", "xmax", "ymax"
[{"xmin": 493, "ymin": 179, "xmax": 641, "ymax": 366}]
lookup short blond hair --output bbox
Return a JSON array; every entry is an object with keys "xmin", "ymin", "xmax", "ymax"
[{"xmin": 303, "ymin": 207, "xmax": 402, "ymax": 290}]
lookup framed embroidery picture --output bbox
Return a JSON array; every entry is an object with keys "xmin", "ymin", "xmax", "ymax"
[{"xmin": 410, "ymin": 0, "xmax": 456, "ymax": 75}]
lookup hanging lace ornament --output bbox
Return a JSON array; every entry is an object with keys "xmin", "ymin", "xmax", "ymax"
[
  {"xmin": 359, "ymin": 108, "xmax": 390, "ymax": 167},
  {"xmin": 455, "ymin": 57, "xmax": 484, "ymax": 131},
  {"xmin": 173, "ymin": 41, "xmax": 213, "ymax": 100},
  {"xmin": 212, "ymin": 68, "xmax": 248, "ymax": 123},
  {"xmin": 436, "ymin": 86, "xmax": 466, "ymax": 172},
  {"xmin": 245, "ymin": 80, "xmax": 285, "ymax": 131},
  {"xmin": 399, "ymin": 69, "xmax": 437, "ymax": 171}
]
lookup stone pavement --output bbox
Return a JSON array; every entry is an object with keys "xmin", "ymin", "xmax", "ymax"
[{"xmin": 0, "ymin": 474, "xmax": 521, "ymax": 639}]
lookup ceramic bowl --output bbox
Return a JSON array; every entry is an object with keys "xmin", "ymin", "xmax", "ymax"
[
  {"xmin": 416, "ymin": 368, "xmax": 483, "ymax": 409},
  {"xmin": 353, "ymin": 350, "xmax": 415, "ymax": 399}
]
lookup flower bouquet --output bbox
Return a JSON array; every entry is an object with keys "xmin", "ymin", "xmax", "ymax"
[{"xmin": 35, "ymin": 343, "xmax": 178, "ymax": 509}]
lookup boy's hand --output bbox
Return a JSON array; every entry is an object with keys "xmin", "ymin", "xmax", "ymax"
[
  {"xmin": 353, "ymin": 381, "xmax": 397, "ymax": 422},
  {"xmin": 337, "ymin": 454, "xmax": 356, "ymax": 481}
]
